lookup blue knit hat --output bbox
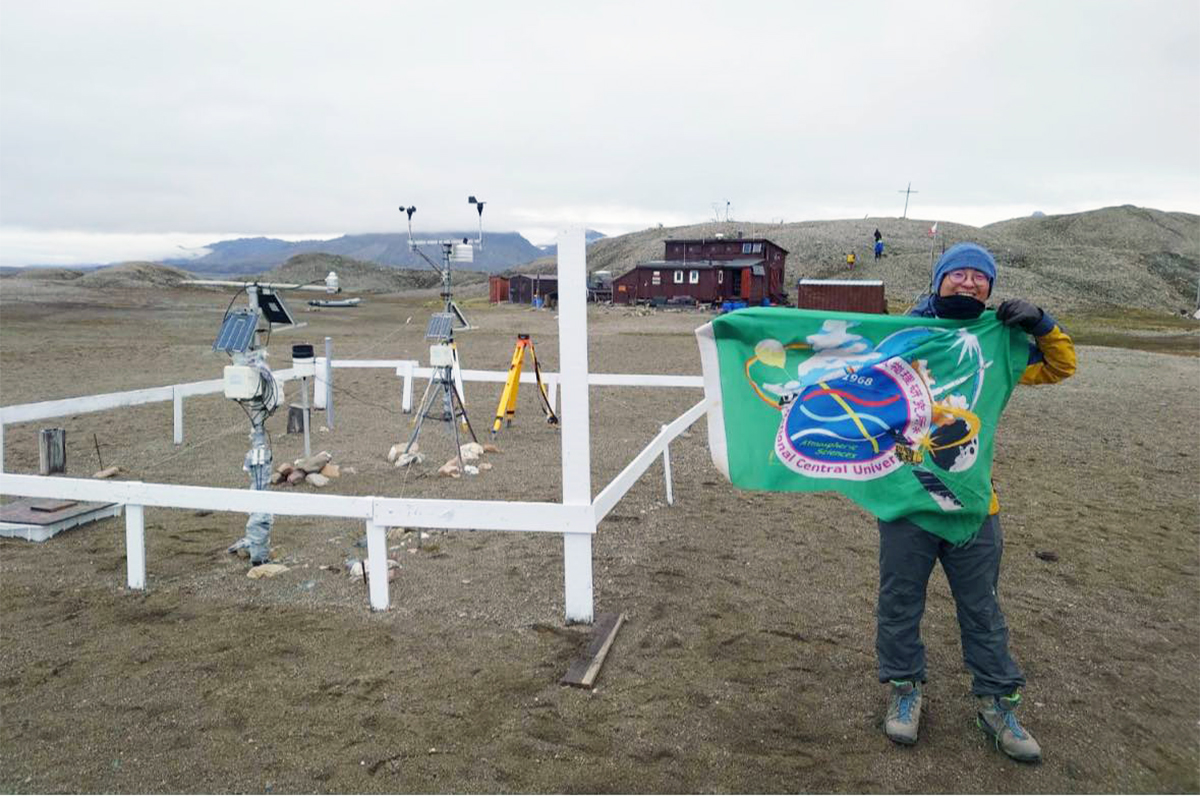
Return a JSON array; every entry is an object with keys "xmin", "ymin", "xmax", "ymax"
[{"xmin": 933, "ymin": 242, "xmax": 997, "ymax": 298}]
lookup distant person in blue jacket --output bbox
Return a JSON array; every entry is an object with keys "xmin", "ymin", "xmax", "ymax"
[{"xmin": 874, "ymin": 240, "xmax": 884, "ymax": 260}]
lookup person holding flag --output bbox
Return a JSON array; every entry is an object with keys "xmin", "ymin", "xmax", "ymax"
[
  {"xmin": 880, "ymin": 242, "xmax": 1075, "ymax": 761},
  {"xmin": 696, "ymin": 241, "xmax": 1076, "ymax": 762}
]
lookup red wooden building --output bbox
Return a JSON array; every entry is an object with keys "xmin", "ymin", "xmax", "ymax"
[
  {"xmin": 612, "ymin": 237, "xmax": 789, "ymax": 306},
  {"xmin": 796, "ymin": 279, "xmax": 887, "ymax": 314}
]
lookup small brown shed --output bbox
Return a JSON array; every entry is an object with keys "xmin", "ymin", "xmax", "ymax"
[
  {"xmin": 796, "ymin": 279, "xmax": 887, "ymax": 314},
  {"xmin": 489, "ymin": 275, "xmax": 510, "ymax": 303},
  {"xmin": 508, "ymin": 274, "xmax": 558, "ymax": 305}
]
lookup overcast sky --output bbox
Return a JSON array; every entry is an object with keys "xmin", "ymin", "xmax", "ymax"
[{"xmin": 1, "ymin": 0, "xmax": 1197, "ymax": 266}]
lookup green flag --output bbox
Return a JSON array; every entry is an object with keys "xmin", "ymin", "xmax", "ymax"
[{"xmin": 696, "ymin": 307, "xmax": 1029, "ymax": 544}]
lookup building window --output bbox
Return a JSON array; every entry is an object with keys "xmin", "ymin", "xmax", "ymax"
[
  {"xmin": 754, "ymin": 242, "xmax": 763, "ymax": 253},
  {"xmin": 689, "ymin": 270, "xmax": 700, "ymax": 284},
  {"xmin": 742, "ymin": 243, "xmax": 753, "ymax": 254},
  {"xmin": 652, "ymin": 270, "xmax": 661, "ymax": 286},
  {"xmin": 673, "ymin": 270, "xmax": 684, "ymax": 284}
]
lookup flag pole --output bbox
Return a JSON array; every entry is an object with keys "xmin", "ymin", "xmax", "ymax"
[{"xmin": 928, "ymin": 221, "xmax": 939, "ymax": 274}]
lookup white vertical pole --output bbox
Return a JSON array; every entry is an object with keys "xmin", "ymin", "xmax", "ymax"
[
  {"xmin": 662, "ymin": 425, "xmax": 674, "ymax": 506},
  {"xmin": 402, "ymin": 361, "xmax": 414, "ymax": 414},
  {"xmin": 125, "ymin": 504, "xmax": 146, "ymax": 590},
  {"xmin": 547, "ymin": 376, "xmax": 559, "ymax": 415},
  {"xmin": 0, "ymin": 423, "xmax": 6, "ymax": 473},
  {"xmin": 365, "ymin": 519, "xmax": 389, "ymax": 611},
  {"xmin": 558, "ymin": 227, "xmax": 594, "ymax": 624},
  {"xmin": 172, "ymin": 388, "xmax": 183, "ymax": 445},
  {"xmin": 324, "ymin": 337, "xmax": 334, "ymax": 426}
]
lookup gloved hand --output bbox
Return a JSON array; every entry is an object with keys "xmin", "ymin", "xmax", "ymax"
[{"xmin": 996, "ymin": 299, "xmax": 1044, "ymax": 333}]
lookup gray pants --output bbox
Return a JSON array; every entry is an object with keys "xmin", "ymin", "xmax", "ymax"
[{"xmin": 876, "ymin": 514, "xmax": 1025, "ymax": 696}]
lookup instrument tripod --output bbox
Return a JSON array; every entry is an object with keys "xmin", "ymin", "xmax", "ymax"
[
  {"xmin": 492, "ymin": 334, "xmax": 559, "ymax": 437},
  {"xmin": 403, "ymin": 347, "xmax": 478, "ymax": 459}
]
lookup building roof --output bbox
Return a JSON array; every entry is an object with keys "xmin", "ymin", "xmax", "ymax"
[
  {"xmin": 509, "ymin": 273, "xmax": 558, "ymax": 281},
  {"xmin": 665, "ymin": 237, "xmax": 790, "ymax": 254},
  {"xmin": 632, "ymin": 258, "xmax": 766, "ymax": 270},
  {"xmin": 798, "ymin": 279, "xmax": 884, "ymax": 286}
]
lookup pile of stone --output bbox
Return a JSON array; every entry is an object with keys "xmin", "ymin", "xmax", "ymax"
[
  {"xmin": 387, "ymin": 440, "xmax": 500, "ymax": 477},
  {"xmin": 269, "ymin": 450, "xmax": 343, "ymax": 488}
]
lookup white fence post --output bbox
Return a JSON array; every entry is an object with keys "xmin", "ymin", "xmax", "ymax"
[
  {"xmin": 558, "ymin": 227, "xmax": 594, "ymax": 624},
  {"xmin": 365, "ymin": 519, "xmax": 389, "ymax": 611},
  {"xmin": 172, "ymin": 387, "xmax": 184, "ymax": 445},
  {"xmin": 401, "ymin": 361, "xmax": 414, "ymax": 413},
  {"xmin": 324, "ymin": 337, "xmax": 334, "ymax": 428},
  {"xmin": 0, "ymin": 423, "xmax": 5, "ymax": 474},
  {"xmin": 661, "ymin": 424, "xmax": 674, "ymax": 506},
  {"xmin": 125, "ymin": 504, "xmax": 146, "ymax": 590},
  {"xmin": 547, "ymin": 376, "xmax": 559, "ymax": 415}
]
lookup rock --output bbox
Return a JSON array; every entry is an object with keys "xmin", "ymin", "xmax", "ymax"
[
  {"xmin": 268, "ymin": 472, "xmax": 285, "ymax": 486},
  {"xmin": 460, "ymin": 442, "xmax": 484, "ymax": 461},
  {"xmin": 387, "ymin": 527, "xmax": 407, "ymax": 540},
  {"xmin": 277, "ymin": 463, "xmax": 294, "ymax": 477},
  {"xmin": 349, "ymin": 559, "xmax": 401, "ymax": 581},
  {"xmin": 286, "ymin": 470, "xmax": 306, "ymax": 486},
  {"xmin": 482, "ymin": 443, "xmax": 501, "ymax": 454},
  {"xmin": 247, "ymin": 563, "xmax": 289, "ymax": 579},
  {"xmin": 388, "ymin": 442, "xmax": 417, "ymax": 463},
  {"xmin": 479, "ymin": 462, "xmax": 493, "ymax": 471},
  {"xmin": 438, "ymin": 458, "xmax": 462, "ymax": 477},
  {"xmin": 343, "ymin": 467, "xmax": 356, "ymax": 475},
  {"xmin": 1035, "ymin": 550, "xmax": 1060, "ymax": 562},
  {"xmin": 396, "ymin": 451, "xmax": 425, "ymax": 468},
  {"xmin": 294, "ymin": 450, "xmax": 332, "ymax": 473},
  {"xmin": 305, "ymin": 472, "xmax": 330, "ymax": 488},
  {"xmin": 93, "ymin": 466, "xmax": 120, "ymax": 479},
  {"xmin": 319, "ymin": 463, "xmax": 340, "ymax": 478},
  {"xmin": 319, "ymin": 426, "xmax": 329, "ymax": 433},
  {"xmin": 463, "ymin": 464, "xmax": 479, "ymax": 476}
]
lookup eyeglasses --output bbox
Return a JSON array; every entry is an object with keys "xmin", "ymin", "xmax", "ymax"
[{"xmin": 945, "ymin": 268, "xmax": 989, "ymax": 284}]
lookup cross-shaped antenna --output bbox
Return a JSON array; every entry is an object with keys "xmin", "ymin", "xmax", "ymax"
[{"xmin": 897, "ymin": 182, "xmax": 918, "ymax": 220}]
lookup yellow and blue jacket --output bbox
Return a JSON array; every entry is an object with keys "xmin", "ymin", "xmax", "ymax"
[{"xmin": 986, "ymin": 312, "xmax": 1076, "ymax": 513}]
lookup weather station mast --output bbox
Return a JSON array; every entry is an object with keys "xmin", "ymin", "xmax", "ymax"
[
  {"xmin": 398, "ymin": 196, "xmax": 486, "ymax": 330},
  {"xmin": 394, "ymin": 196, "xmax": 488, "ymax": 464},
  {"xmin": 180, "ymin": 271, "xmax": 341, "ymax": 565}
]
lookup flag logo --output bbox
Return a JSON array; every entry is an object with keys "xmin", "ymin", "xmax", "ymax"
[{"xmin": 696, "ymin": 308, "xmax": 1028, "ymax": 543}]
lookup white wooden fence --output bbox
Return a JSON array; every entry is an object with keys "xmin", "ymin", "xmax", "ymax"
[{"xmin": 0, "ymin": 229, "xmax": 713, "ymax": 623}]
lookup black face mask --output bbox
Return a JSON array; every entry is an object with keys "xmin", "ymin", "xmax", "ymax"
[{"xmin": 931, "ymin": 294, "xmax": 986, "ymax": 320}]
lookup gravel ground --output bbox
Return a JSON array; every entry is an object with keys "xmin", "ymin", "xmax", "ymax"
[{"xmin": 0, "ymin": 283, "xmax": 1197, "ymax": 793}]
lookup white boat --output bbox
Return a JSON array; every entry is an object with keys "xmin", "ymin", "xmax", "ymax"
[{"xmin": 308, "ymin": 297, "xmax": 362, "ymax": 308}]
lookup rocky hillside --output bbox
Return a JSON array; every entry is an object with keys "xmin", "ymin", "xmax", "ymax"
[
  {"xmin": 519, "ymin": 206, "xmax": 1199, "ymax": 314},
  {"xmin": 255, "ymin": 252, "xmax": 488, "ymax": 294}
]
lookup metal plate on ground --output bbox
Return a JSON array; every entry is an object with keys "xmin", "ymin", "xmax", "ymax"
[{"xmin": 0, "ymin": 498, "xmax": 123, "ymax": 543}]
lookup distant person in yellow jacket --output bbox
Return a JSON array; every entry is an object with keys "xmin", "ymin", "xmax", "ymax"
[
  {"xmin": 880, "ymin": 242, "xmax": 1076, "ymax": 763},
  {"xmin": 846, "ymin": 251, "xmax": 856, "ymax": 269}
]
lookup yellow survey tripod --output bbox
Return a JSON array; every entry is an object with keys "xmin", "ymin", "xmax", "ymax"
[{"xmin": 492, "ymin": 334, "xmax": 559, "ymax": 436}]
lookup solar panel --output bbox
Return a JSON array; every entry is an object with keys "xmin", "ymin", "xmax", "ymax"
[
  {"xmin": 213, "ymin": 309, "xmax": 260, "ymax": 353},
  {"xmin": 258, "ymin": 291, "xmax": 296, "ymax": 326},
  {"xmin": 425, "ymin": 312, "xmax": 455, "ymax": 341}
]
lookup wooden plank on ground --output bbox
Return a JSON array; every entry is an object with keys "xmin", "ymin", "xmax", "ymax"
[
  {"xmin": 560, "ymin": 612, "xmax": 625, "ymax": 689},
  {"xmin": 30, "ymin": 499, "xmax": 79, "ymax": 513}
]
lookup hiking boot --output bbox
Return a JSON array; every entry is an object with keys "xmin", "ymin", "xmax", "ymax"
[
  {"xmin": 977, "ymin": 693, "xmax": 1042, "ymax": 762},
  {"xmin": 884, "ymin": 680, "xmax": 922, "ymax": 745}
]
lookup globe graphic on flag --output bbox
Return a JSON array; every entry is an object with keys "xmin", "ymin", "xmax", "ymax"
[{"xmin": 783, "ymin": 366, "xmax": 911, "ymax": 463}]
